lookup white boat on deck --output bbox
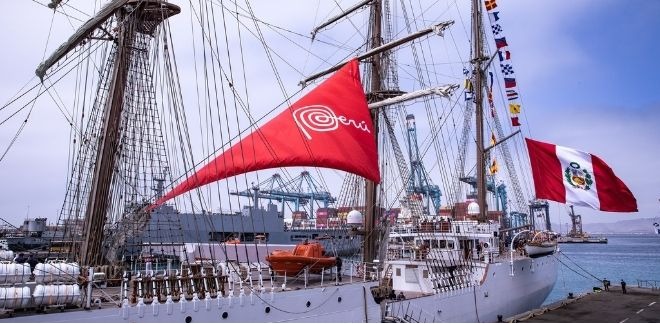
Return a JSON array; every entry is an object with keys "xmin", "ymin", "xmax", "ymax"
[{"xmin": 524, "ymin": 231, "xmax": 558, "ymax": 258}]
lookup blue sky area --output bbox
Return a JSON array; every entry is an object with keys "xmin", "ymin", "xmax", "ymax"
[{"xmin": 501, "ymin": 0, "xmax": 660, "ymax": 224}]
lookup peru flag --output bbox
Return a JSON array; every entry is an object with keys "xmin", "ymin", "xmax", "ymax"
[{"xmin": 525, "ymin": 138, "xmax": 637, "ymax": 212}]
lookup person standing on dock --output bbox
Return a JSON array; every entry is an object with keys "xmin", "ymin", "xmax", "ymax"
[
  {"xmin": 620, "ymin": 279, "xmax": 627, "ymax": 294},
  {"xmin": 603, "ymin": 278, "xmax": 610, "ymax": 291},
  {"xmin": 336, "ymin": 257, "xmax": 343, "ymax": 282}
]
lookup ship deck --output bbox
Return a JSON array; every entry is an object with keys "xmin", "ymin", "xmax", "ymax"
[
  {"xmin": 0, "ymin": 264, "xmax": 374, "ymax": 320},
  {"xmin": 508, "ymin": 286, "xmax": 660, "ymax": 323}
]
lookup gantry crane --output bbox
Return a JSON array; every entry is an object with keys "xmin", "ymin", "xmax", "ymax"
[{"xmin": 406, "ymin": 114, "xmax": 442, "ymax": 214}]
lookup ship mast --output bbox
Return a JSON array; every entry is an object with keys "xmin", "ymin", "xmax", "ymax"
[
  {"xmin": 363, "ymin": 0, "xmax": 383, "ymax": 264},
  {"xmin": 73, "ymin": 1, "xmax": 180, "ymax": 266},
  {"xmin": 304, "ymin": 1, "xmax": 455, "ymax": 263},
  {"xmin": 471, "ymin": 0, "xmax": 488, "ymax": 222}
]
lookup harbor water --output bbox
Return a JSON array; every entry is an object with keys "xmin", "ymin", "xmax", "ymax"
[{"xmin": 544, "ymin": 234, "xmax": 660, "ymax": 305}]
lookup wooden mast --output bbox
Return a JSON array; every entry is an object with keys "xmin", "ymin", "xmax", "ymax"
[
  {"xmin": 472, "ymin": 0, "xmax": 488, "ymax": 223},
  {"xmin": 363, "ymin": 0, "xmax": 383, "ymax": 264},
  {"xmin": 79, "ymin": 1, "xmax": 180, "ymax": 266}
]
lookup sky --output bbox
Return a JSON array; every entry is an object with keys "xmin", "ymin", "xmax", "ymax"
[{"xmin": 0, "ymin": 0, "xmax": 659, "ymax": 229}]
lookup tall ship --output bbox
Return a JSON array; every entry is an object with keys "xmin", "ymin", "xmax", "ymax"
[{"xmin": 0, "ymin": 0, "xmax": 560, "ymax": 322}]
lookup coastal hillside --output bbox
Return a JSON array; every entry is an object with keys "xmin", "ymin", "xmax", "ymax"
[{"xmin": 552, "ymin": 217, "xmax": 658, "ymax": 234}]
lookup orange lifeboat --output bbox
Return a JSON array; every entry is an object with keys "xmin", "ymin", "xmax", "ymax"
[{"xmin": 266, "ymin": 241, "xmax": 337, "ymax": 275}]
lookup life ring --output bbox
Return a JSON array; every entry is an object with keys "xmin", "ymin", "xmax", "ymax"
[{"xmin": 483, "ymin": 242, "xmax": 489, "ymax": 249}]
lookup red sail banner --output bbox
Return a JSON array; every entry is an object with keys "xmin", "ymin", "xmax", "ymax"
[{"xmin": 153, "ymin": 59, "xmax": 378, "ymax": 208}]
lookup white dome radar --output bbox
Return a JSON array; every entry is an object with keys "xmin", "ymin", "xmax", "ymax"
[
  {"xmin": 467, "ymin": 201, "xmax": 480, "ymax": 216},
  {"xmin": 346, "ymin": 209, "xmax": 364, "ymax": 225}
]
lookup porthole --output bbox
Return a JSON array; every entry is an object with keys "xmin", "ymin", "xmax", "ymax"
[
  {"xmin": 306, "ymin": 301, "xmax": 311, "ymax": 307},
  {"xmin": 338, "ymin": 297, "xmax": 342, "ymax": 303},
  {"xmin": 265, "ymin": 307, "xmax": 271, "ymax": 313},
  {"xmin": 222, "ymin": 312, "xmax": 228, "ymax": 319},
  {"xmin": 185, "ymin": 316, "xmax": 192, "ymax": 323}
]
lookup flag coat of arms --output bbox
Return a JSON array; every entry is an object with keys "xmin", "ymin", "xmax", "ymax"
[{"xmin": 525, "ymin": 138, "xmax": 637, "ymax": 212}]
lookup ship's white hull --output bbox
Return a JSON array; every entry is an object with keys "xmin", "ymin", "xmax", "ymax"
[
  {"xmin": 2, "ymin": 255, "xmax": 556, "ymax": 323},
  {"xmin": 3, "ymin": 282, "xmax": 381, "ymax": 323},
  {"xmin": 387, "ymin": 254, "xmax": 558, "ymax": 322}
]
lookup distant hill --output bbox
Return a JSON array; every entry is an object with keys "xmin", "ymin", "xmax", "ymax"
[{"xmin": 551, "ymin": 217, "xmax": 658, "ymax": 234}]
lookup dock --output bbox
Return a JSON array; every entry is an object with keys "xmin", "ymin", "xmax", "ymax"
[{"xmin": 508, "ymin": 286, "xmax": 660, "ymax": 323}]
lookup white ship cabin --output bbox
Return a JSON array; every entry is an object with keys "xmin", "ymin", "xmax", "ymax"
[{"xmin": 386, "ymin": 219, "xmax": 501, "ymax": 295}]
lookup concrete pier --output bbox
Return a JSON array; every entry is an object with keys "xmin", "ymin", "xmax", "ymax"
[{"xmin": 509, "ymin": 286, "xmax": 660, "ymax": 323}]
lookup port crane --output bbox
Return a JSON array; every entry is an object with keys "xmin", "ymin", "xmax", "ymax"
[
  {"xmin": 231, "ymin": 171, "xmax": 336, "ymax": 218},
  {"xmin": 406, "ymin": 114, "xmax": 442, "ymax": 214}
]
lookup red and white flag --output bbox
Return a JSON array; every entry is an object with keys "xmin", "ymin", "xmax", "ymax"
[{"xmin": 525, "ymin": 138, "xmax": 637, "ymax": 212}]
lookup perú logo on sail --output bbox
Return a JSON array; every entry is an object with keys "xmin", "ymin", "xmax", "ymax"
[{"xmin": 293, "ymin": 105, "xmax": 371, "ymax": 140}]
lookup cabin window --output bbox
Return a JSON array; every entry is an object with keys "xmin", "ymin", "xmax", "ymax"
[
  {"xmin": 439, "ymin": 240, "xmax": 447, "ymax": 249},
  {"xmin": 396, "ymin": 268, "xmax": 401, "ymax": 276},
  {"xmin": 290, "ymin": 235, "xmax": 309, "ymax": 241},
  {"xmin": 447, "ymin": 241, "xmax": 455, "ymax": 249},
  {"xmin": 423, "ymin": 270, "xmax": 428, "ymax": 278},
  {"xmin": 405, "ymin": 266, "xmax": 419, "ymax": 283}
]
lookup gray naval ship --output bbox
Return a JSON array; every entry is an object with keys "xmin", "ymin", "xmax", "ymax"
[
  {"xmin": 132, "ymin": 201, "xmax": 361, "ymax": 258},
  {"xmin": 110, "ymin": 178, "xmax": 361, "ymax": 260}
]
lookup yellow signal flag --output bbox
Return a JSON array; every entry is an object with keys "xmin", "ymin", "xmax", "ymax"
[
  {"xmin": 490, "ymin": 158, "xmax": 499, "ymax": 174},
  {"xmin": 464, "ymin": 79, "xmax": 473, "ymax": 92},
  {"xmin": 490, "ymin": 132, "xmax": 497, "ymax": 146},
  {"xmin": 509, "ymin": 103, "xmax": 521, "ymax": 114}
]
